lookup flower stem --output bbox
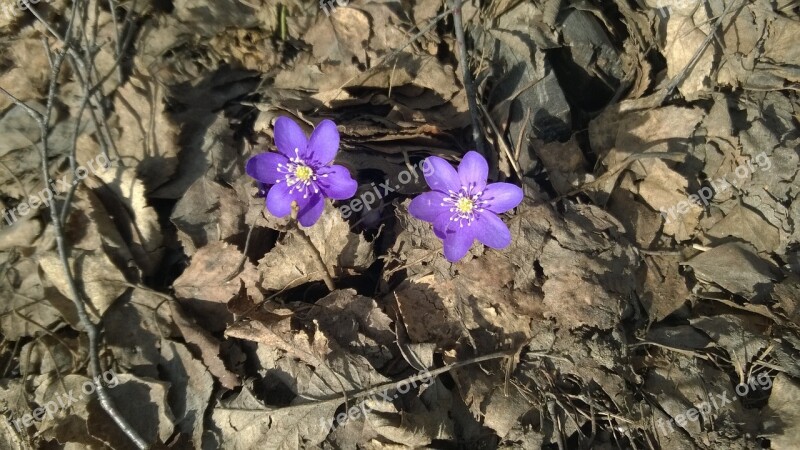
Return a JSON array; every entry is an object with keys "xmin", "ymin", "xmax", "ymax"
[
  {"xmin": 289, "ymin": 203, "xmax": 335, "ymax": 291},
  {"xmin": 295, "ymin": 222, "xmax": 336, "ymax": 291}
]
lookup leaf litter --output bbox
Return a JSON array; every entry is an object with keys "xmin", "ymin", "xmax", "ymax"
[{"xmin": 0, "ymin": 0, "xmax": 799, "ymax": 449}]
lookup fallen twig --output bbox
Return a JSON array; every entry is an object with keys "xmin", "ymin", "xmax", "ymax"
[
  {"xmin": 452, "ymin": 0, "xmax": 486, "ymax": 158},
  {"xmin": 0, "ymin": 2, "xmax": 149, "ymax": 446}
]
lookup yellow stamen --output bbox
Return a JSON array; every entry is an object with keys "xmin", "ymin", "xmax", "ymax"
[
  {"xmin": 456, "ymin": 197, "xmax": 474, "ymax": 214},
  {"xmin": 294, "ymin": 165, "xmax": 313, "ymax": 181}
]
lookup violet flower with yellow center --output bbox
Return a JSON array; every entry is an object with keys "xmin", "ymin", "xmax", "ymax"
[
  {"xmin": 409, "ymin": 151, "xmax": 523, "ymax": 262},
  {"xmin": 246, "ymin": 116, "xmax": 357, "ymax": 226}
]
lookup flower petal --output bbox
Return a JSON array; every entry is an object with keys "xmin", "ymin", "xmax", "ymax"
[
  {"xmin": 482, "ymin": 182, "xmax": 523, "ymax": 214},
  {"xmin": 266, "ymin": 182, "xmax": 294, "ymax": 217},
  {"xmin": 408, "ymin": 191, "xmax": 451, "ymax": 223},
  {"xmin": 266, "ymin": 182, "xmax": 310, "ymax": 218},
  {"xmin": 306, "ymin": 119, "xmax": 340, "ymax": 166},
  {"xmin": 423, "ymin": 156, "xmax": 462, "ymax": 194},
  {"xmin": 274, "ymin": 116, "xmax": 309, "ymax": 159},
  {"xmin": 458, "ymin": 151, "xmax": 488, "ymax": 192},
  {"xmin": 317, "ymin": 165, "xmax": 357, "ymax": 200},
  {"xmin": 432, "ymin": 213, "xmax": 449, "ymax": 239},
  {"xmin": 297, "ymin": 194, "xmax": 325, "ymax": 227},
  {"xmin": 246, "ymin": 152, "xmax": 289, "ymax": 184},
  {"xmin": 474, "ymin": 212, "xmax": 512, "ymax": 249},
  {"xmin": 434, "ymin": 214, "xmax": 476, "ymax": 262}
]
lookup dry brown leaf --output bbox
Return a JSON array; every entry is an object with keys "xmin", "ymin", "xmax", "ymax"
[
  {"xmin": 689, "ymin": 314, "xmax": 770, "ymax": 369},
  {"xmin": 32, "ymin": 374, "xmax": 107, "ymax": 446},
  {"xmin": 306, "ymin": 7, "xmax": 370, "ymax": 65},
  {"xmin": 171, "ymin": 301, "xmax": 240, "ymax": 390},
  {"xmin": 86, "ymin": 374, "xmax": 175, "ymax": 448},
  {"xmin": 211, "ymin": 387, "xmax": 339, "ymax": 450},
  {"xmin": 663, "ymin": 13, "xmax": 716, "ymax": 99},
  {"xmin": 160, "ymin": 340, "xmax": 214, "ymax": 448},
  {"xmin": 87, "ymin": 166, "xmax": 163, "ymax": 276},
  {"xmin": 0, "ymin": 33, "xmax": 49, "ymax": 111},
  {"xmin": 640, "ymin": 254, "xmax": 690, "ymax": 322},
  {"xmin": 637, "ymin": 159, "xmax": 701, "ymax": 241},
  {"xmin": 173, "ymin": 241, "xmax": 259, "ymax": 331},
  {"xmin": 258, "ymin": 203, "xmax": 374, "ymax": 291},
  {"xmin": 684, "ymin": 242, "xmax": 777, "ymax": 300},
  {"xmin": 0, "ymin": 257, "xmax": 64, "ymax": 339},
  {"xmin": 705, "ymin": 204, "xmax": 780, "ymax": 253},
  {"xmin": 103, "ymin": 289, "xmax": 180, "ymax": 377},
  {"xmin": 39, "ymin": 249, "xmax": 129, "ymax": 322},
  {"xmin": 763, "ymin": 374, "xmax": 800, "ymax": 449},
  {"xmin": 112, "ymin": 76, "xmax": 179, "ymax": 193},
  {"xmin": 533, "ymin": 137, "xmax": 590, "ymax": 195},
  {"xmin": 171, "ymin": 176, "xmax": 247, "ymax": 256}
]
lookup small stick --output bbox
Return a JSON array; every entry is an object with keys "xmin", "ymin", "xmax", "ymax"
[
  {"xmin": 452, "ymin": 0, "xmax": 486, "ymax": 158},
  {"xmin": 477, "ymin": 102, "xmax": 523, "ymax": 180}
]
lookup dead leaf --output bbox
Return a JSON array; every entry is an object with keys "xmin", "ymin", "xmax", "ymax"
[
  {"xmin": 160, "ymin": 340, "xmax": 214, "ymax": 448},
  {"xmin": 683, "ymin": 242, "xmax": 777, "ymax": 300},
  {"xmin": 174, "ymin": 241, "xmax": 259, "ymax": 331},
  {"xmin": 258, "ymin": 203, "xmax": 374, "ymax": 291},
  {"xmin": 705, "ymin": 204, "xmax": 780, "ymax": 253}
]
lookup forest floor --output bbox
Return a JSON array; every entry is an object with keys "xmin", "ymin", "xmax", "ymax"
[{"xmin": 0, "ymin": 0, "xmax": 799, "ymax": 449}]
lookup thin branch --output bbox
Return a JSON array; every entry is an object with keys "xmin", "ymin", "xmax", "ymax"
[
  {"xmin": 224, "ymin": 349, "xmax": 514, "ymax": 411},
  {"xmin": 452, "ymin": 0, "xmax": 486, "ymax": 158},
  {"xmin": 1, "ymin": 3, "xmax": 149, "ymax": 446},
  {"xmin": 477, "ymin": 101, "xmax": 523, "ymax": 180}
]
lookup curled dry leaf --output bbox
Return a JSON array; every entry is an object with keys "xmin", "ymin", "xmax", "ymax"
[
  {"xmin": 88, "ymin": 166, "xmax": 164, "ymax": 276},
  {"xmin": 173, "ymin": 241, "xmax": 259, "ymax": 331},
  {"xmin": 171, "ymin": 301, "xmax": 241, "ymax": 390},
  {"xmin": 258, "ymin": 204, "xmax": 374, "ymax": 291},
  {"xmin": 39, "ymin": 249, "xmax": 129, "ymax": 322},
  {"xmin": 86, "ymin": 374, "xmax": 175, "ymax": 448},
  {"xmin": 684, "ymin": 242, "xmax": 778, "ymax": 300},
  {"xmin": 160, "ymin": 340, "xmax": 214, "ymax": 448},
  {"xmin": 112, "ymin": 76, "xmax": 179, "ymax": 193},
  {"xmin": 171, "ymin": 176, "xmax": 247, "ymax": 256}
]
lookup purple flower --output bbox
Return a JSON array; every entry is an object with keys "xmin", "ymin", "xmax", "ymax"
[
  {"xmin": 408, "ymin": 151, "xmax": 523, "ymax": 262},
  {"xmin": 246, "ymin": 117, "xmax": 357, "ymax": 226}
]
